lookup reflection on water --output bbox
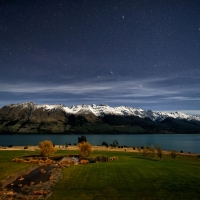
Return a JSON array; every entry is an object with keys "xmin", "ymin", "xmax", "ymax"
[{"xmin": 0, "ymin": 134, "xmax": 200, "ymax": 153}]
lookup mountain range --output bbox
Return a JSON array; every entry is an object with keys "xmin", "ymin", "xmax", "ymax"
[{"xmin": 0, "ymin": 102, "xmax": 200, "ymax": 134}]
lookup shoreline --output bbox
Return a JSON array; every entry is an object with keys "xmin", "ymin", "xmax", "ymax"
[{"xmin": 0, "ymin": 145, "xmax": 199, "ymax": 156}]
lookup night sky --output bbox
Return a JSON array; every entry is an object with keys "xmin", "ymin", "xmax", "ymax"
[{"xmin": 1, "ymin": 0, "xmax": 200, "ymax": 116}]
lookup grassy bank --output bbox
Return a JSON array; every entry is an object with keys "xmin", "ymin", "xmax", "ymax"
[{"xmin": 0, "ymin": 150, "xmax": 200, "ymax": 200}]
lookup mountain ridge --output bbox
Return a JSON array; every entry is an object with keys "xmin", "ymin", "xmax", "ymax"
[
  {"xmin": 3, "ymin": 102, "xmax": 200, "ymax": 122},
  {"xmin": 0, "ymin": 102, "xmax": 200, "ymax": 134}
]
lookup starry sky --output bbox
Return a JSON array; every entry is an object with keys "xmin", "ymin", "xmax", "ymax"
[{"xmin": 1, "ymin": 0, "xmax": 200, "ymax": 115}]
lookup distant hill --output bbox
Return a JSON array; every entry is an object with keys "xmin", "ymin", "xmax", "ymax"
[{"xmin": 0, "ymin": 102, "xmax": 200, "ymax": 134}]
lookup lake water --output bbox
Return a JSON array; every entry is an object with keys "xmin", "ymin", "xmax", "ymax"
[{"xmin": 0, "ymin": 134, "xmax": 200, "ymax": 154}]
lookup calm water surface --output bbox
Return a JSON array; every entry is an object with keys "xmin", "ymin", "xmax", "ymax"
[{"xmin": 0, "ymin": 134, "xmax": 200, "ymax": 153}]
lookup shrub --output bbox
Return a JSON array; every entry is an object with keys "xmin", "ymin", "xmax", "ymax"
[
  {"xmin": 157, "ymin": 145, "xmax": 163, "ymax": 160},
  {"xmin": 170, "ymin": 150, "xmax": 177, "ymax": 159},
  {"xmin": 78, "ymin": 141, "xmax": 92, "ymax": 157},
  {"xmin": 142, "ymin": 145, "xmax": 149, "ymax": 157},
  {"xmin": 88, "ymin": 158, "xmax": 96, "ymax": 163},
  {"xmin": 80, "ymin": 160, "xmax": 89, "ymax": 164},
  {"xmin": 149, "ymin": 144, "xmax": 156, "ymax": 159},
  {"xmin": 39, "ymin": 140, "xmax": 56, "ymax": 157},
  {"xmin": 96, "ymin": 155, "xmax": 108, "ymax": 162},
  {"xmin": 24, "ymin": 146, "xmax": 28, "ymax": 149},
  {"xmin": 137, "ymin": 146, "xmax": 141, "ymax": 153},
  {"xmin": 109, "ymin": 156, "xmax": 118, "ymax": 161}
]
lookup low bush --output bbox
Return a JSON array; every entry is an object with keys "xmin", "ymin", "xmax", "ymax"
[
  {"xmin": 80, "ymin": 160, "xmax": 89, "ymax": 164},
  {"xmin": 96, "ymin": 155, "xmax": 108, "ymax": 162},
  {"xmin": 170, "ymin": 150, "xmax": 177, "ymax": 159},
  {"xmin": 157, "ymin": 145, "xmax": 163, "ymax": 160},
  {"xmin": 142, "ymin": 145, "xmax": 149, "ymax": 157},
  {"xmin": 88, "ymin": 158, "xmax": 96, "ymax": 163}
]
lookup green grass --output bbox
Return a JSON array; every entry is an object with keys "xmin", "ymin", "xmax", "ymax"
[
  {"xmin": 0, "ymin": 150, "xmax": 37, "ymax": 181},
  {"xmin": 1, "ymin": 150, "xmax": 200, "ymax": 200}
]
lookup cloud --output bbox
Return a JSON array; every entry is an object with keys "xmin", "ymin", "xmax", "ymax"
[
  {"xmin": 0, "ymin": 76, "xmax": 199, "ymax": 113},
  {"xmin": 178, "ymin": 110, "xmax": 200, "ymax": 116},
  {"xmin": 0, "ymin": 76, "xmax": 198, "ymax": 98}
]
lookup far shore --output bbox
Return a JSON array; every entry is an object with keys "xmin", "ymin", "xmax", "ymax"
[{"xmin": 0, "ymin": 145, "xmax": 199, "ymax": 156}]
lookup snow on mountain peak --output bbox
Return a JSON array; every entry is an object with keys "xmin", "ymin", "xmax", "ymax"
[
  {"xmin": 9, "ymin": 102, "xmax": 36, "ymax": 109},
  {"xmin": 37, "ymin": 104, "xmax": 65, "ymax": 110},
  {"xmin": 6, "ymin": 102, "xmax": 200, "ymax": 122}
]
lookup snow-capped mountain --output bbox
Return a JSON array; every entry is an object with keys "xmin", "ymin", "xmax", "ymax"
[
  {"xmin": 1, "ymin": 102, "xmax": 200, "ymax": 134},
  {"xmin": 6, "ymin": 102, "xmax": 200, "ymax": 122}
]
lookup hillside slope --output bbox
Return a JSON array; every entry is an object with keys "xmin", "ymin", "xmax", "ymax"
[{"xmin": 0, "ymin": 102, "xmax": 200, "ymax": 134}]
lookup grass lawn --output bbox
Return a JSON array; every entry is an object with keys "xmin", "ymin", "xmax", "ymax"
[
  {"xmin": 0, "ymin": 150, "xmax": 200, "ymax": 200},
  {"xmin": 0, "ymin": 150, "xmax": 37, "ymax": 181},
  {"xmin": 49, "ymin": 150, "xmax": 200, "ymax": 200}
]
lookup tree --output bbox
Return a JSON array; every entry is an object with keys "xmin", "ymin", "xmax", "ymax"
[
  {"xmin": 65, "ymin": 142, "xmax": 68, "ymax": 147},
  {"xmin": 39, "ymin": 140, "xmax": 56, "ymax": 157},
  {"xmin": 78, "ymin": 141, "xmax": 93, "ymax": 157},
  {"xmin": 102, "ymin": 141, "xmax": 108, "ymax": 148},
  {"xmin": 157, "ymin": 145, "xmax": 163, "ymax": 160},
  {"xmin": 149, "ymin": 144, "xmax": 156, "ymax": 159},
  {"xmin": 170, "ymin": 150, "xmax": 177, "ymax": 159},
  {"xmin": 142, "ymin": 145, "xmax": 149, "ymax": 157},
  {"xmin": 113, "ymin": 140, "xmax": 118, "ymax": 147},
  {"xmin": 78, "ymin": 135, "xmax": 87, "ymax": 143}
]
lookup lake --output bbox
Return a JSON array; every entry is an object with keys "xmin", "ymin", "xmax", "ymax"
[{"xmin": 0, "ymin": 134, "xmax": 200, "ymax": 153}]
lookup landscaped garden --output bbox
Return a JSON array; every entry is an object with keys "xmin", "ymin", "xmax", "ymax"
[{"xmin": 0, "ymin": 147, "xmax": 200, "ymax": 200}]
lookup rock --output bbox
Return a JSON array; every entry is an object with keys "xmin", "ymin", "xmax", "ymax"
[
  {"xmin": 40, "ymin": 169, "xmax": 46, "ymax": 174},
  {"xmin": 30, "ymin": 182, "xmax": 34, "ymax": 186}
]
